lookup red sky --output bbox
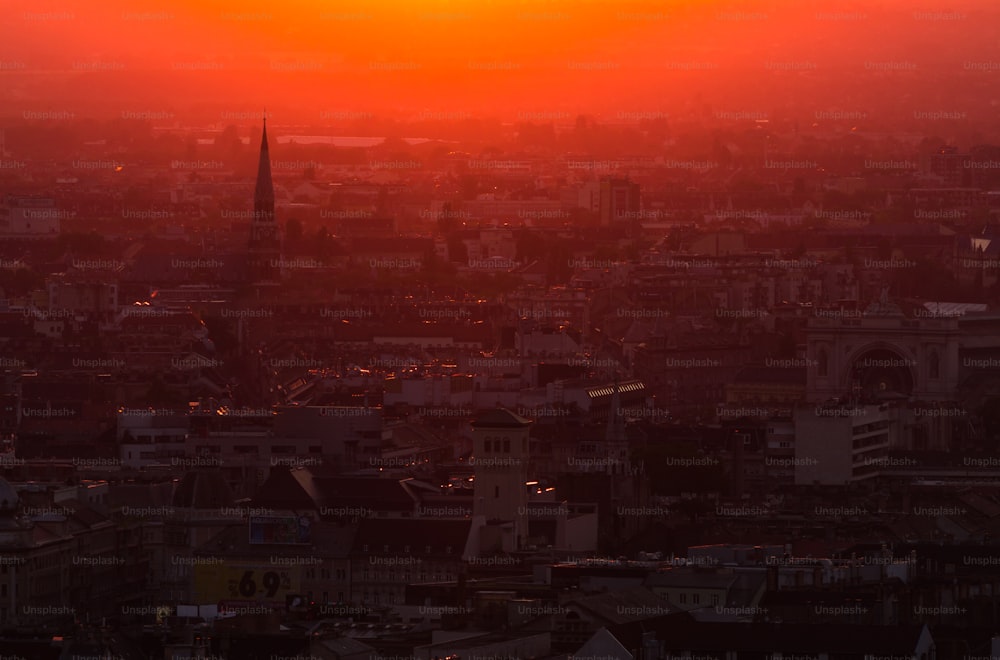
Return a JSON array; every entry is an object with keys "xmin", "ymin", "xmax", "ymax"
[{"xmin": 1, "ymin": 0, "xmax": 998, "ymax": 122}]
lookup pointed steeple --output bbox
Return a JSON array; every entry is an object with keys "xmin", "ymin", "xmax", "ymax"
[
  {"xmin": 254, "ymin": 115, "xmax": 274, "ymax": 221},
  {"xmin": 248, "ymin": 115, "xmax": 281, "ymax": 286}
]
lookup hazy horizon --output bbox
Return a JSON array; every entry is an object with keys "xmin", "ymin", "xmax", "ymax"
[{"xmin": 2, "ymin": 0, "xmax": 998, "ymax": 125}]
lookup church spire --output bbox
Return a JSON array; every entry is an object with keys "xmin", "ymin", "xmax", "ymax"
[
  {"xmin": 254, "ymin": 116, "xmax": 274, "ymax": 221},
  {"xmin": 248, "ymin": 116, "xmax": 280, "ymax": 286}
]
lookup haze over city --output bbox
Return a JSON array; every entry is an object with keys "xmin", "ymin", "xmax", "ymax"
[{"xmin": 2, "ymin": 1, "xmax": 1000, "ymax": 659}]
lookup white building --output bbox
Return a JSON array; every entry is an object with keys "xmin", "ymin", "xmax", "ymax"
[
  {"xmin": 471, "ymin": 408, "xmax": 532, "ymax": 554},
  {"xmin": 118, "ymin": 409, "xmax": 189, "ymax": 469}
]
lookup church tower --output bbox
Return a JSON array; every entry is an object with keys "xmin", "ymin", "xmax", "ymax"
[
  {"xmin": 248, "ymin": 117, "xmax": 281, "ymax": 285},
  {"xmin": 472, "ymin": 408, "xmax": 532, "ymax": 553}
]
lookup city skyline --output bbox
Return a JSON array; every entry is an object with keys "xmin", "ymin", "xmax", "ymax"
[{"xmin": 1, "ymin": 1, "xmax": 999, "ymax": 658}]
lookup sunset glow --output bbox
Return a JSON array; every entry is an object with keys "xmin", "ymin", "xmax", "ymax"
[
  {"xmin": 3, "ymin": 0, "xmax": 1000, "ymax": 654},
  {"xmin": 3, "ymin": 1, "xmax": 994, "ymax": 125}
]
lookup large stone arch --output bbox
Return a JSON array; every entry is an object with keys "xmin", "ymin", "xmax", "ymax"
[{"xmin": 844, "ymin": 342, "xmax": 916, "ymax": 399}]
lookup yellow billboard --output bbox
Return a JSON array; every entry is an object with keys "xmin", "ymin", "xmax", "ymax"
[{"xmin": 194, "ymin": 561, "xmax": 301, "ymax": 608}]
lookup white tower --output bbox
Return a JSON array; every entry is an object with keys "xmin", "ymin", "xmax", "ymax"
[{"xmin": 472, "ymin": 408, "xmax": 532, "ymax": 553}]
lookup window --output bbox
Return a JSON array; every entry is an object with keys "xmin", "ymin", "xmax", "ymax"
[
  {"xmin": 712, "ymin": 594, "xmax": 719, "ymax": 606},
  {"xmin": 929, "ymin": 350, "xmax": 940, "ymax": 379},
  {"xmin": 818, "ymin": 348, "xmax": 829, "ymax": 377},
  {"xmin": 495, "ymin": 486, "xmax": 500, "ymax": 498},
  {"xmin": 693, "ymin": 594, "xmax": 700, "ymax": 604},
  {"xmin": 679, "ymin": 593, "xmax": 686, "ymax": 604},
  {"xmin": 484, "ymin": 440, "xmax": 492, "ymax": 453},
  {"xmin": 503, "ymin": 439, "xmax": 511, "ymax": 453}
]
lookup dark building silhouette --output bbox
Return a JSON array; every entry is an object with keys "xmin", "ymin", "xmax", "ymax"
[{"xmin": 248, "ymin": 117, "xmax": 281, "ymax": 286}]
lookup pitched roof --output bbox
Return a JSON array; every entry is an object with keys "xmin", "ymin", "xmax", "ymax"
[
  {"xmin": 472, "ymin": 408, "xmax": 532, "ymax": 429},
  {"xmin": 567, "ymin": 586, "xmax": 677, "ymax": 625},
  {"xmin": 251, "ymin": 469, "xmax": 419, "ymax": 514},
  {"xmin": 173, "ymin": 469, "xmax": 236, "ymax": 509}
]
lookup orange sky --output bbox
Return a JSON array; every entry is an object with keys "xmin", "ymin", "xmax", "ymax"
[{"xmin": 1, "ymin": 0, "xmax": 998, "ymax": 122}]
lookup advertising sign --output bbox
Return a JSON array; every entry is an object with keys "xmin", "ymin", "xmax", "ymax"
[{"xmin": 248, "ymin": 515, "xmax": 311, "ymax": 545}]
